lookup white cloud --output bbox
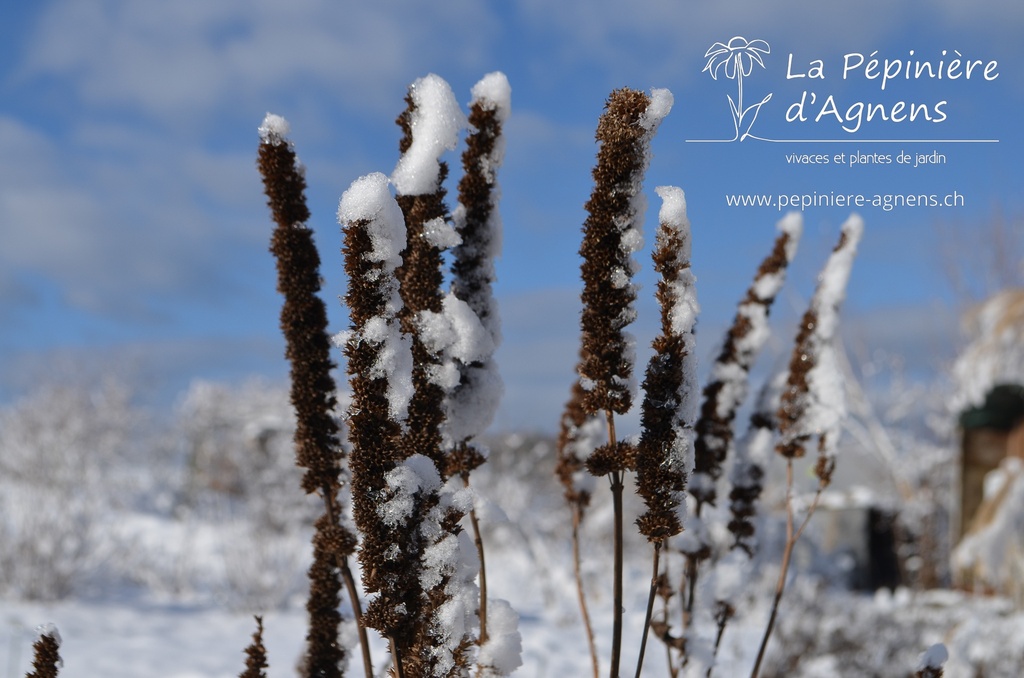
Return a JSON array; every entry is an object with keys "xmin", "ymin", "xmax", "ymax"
[
  {"xmin": 19, "ymin": 0, "xmax": 499, "ymax": 121},
  {"xmin": 0, "ymin": 113, "xmax": 267, "ymax": 320},
  {"xmin": 514, "ymin": 0, "xmax": 1024, "ymax": 89}
]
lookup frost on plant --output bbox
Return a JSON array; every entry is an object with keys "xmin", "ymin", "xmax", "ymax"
[
  {"xmin": 339, "ymin": 171, "xmax": 420, "ymax": 647},
  {"xmin": 635, "ymin": 186, "xmax": 698, "ymax": 543},
  {"xmin": 689, "ymin": 211, "xmax": 802, "ymax": 550},
  {"xmin": 777, "ymin": 213, "xmax": 864, "ymax": 484}
]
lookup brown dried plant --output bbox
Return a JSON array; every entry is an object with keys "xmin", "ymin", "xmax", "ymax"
[
  {"xmin": 26, "ymin": 625, "xmax": 61, "ymax": 678},
  {"xmin": 392, "ymin": 84, "xmax": 470, "ymax": 678},
  {"xmin": 339, "ymin": 174, "xmax": 419, "ymax": 676},
  {"xmin": 750, "ymin": 215, "xmax": 863, "ymax": 678},
  {"xmin": 683, "ymin": 215, "xmax": 801, "ymax": 632},
  {"xmin": 576, "ymin": 86, "xmax": 670, "ymax": 678},
  {"xmin": 258, "ymin": 116, "xmax": 368, "ymax": 678},
  {"xmin": 450, "ymin": 74, "xmax": 509, "ymax": 659},
  {"xmin": 633, "ymin": 186, "xmax": 697, "ymax": 678},
  {"xmin": 240, "ymin": 616, "xmax": 268, "ymax": 678}
]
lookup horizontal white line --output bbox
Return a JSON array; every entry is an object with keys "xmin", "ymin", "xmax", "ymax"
[{"xmin": 686, "ymin": 138, "xmax": 999, "ymax": 143}]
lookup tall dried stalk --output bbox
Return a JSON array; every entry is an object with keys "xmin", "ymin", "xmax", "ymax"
[
  {"xmin": 750, "ymin": 215, "xmax": 863, "ymax": 678},
  {"xmin": 258, "ymin": 115, "xmax": 367, "ymax": 678},
  {"xmin": 684, "ymin": 214, "xmax": 802, "ymax": 619},
  {"xmin": 633, "ymin": 186, "xmax": 697, "ymax": 678},
  {"xmin": 339, "ymin": 172, "xmax": 418, "ymax": 678},
  {"xmin": 577, "ymin": 86, "xmax": 671, "ymax": 678},
  {"xmin": 391, "ymin": 74, "xmax": 478, "ymax": 678},
  {"xmin": 449, "ymin": 72, "xmax": 509, "ymax": 658}
]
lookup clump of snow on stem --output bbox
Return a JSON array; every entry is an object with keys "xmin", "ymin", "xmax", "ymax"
[
  {"xmin": 257, "ymin": 112, "xmax": 290, "ymax": 145},
  {"xmin": 392, "ymin": 74, "xmax": 467, "ymax": 196},
  {"xmin": 741, "ymin": 212, "xmax": 802, "ymax": 352},
  {"xmin": 419, "ymin": 480, "xmax": 480, "ymax": 676},
  {"xmin": 417, "ymin": 293, "xmax": 498, "ymax": 411},
  {"xmin": 444, "ymin": 363, "xmax": 504, "ymax": 447},
  {"xmin": 423, "ymin": 216, "xmax": 463, "ymax": 250},
  {"xmin": 566, "ymin": 414, "xmax": 605, "ymax": 499},
  {"xmin": 720, "ymin": 213, "xmax": 802, "ymax": 421},
  {"xmin": 378, "ymin": 454, "xmax": 441, "ymax": 528},
  {"xmin": 467, "ymin": 71, "xmax": 511, "ymax": 189},
  {"xmin": 624, "ymin": 89, "xmax": 673, "ymax": 264},
  {"xmin": 36, "ymin": 622, "xmax": 62, "ymax": 648},
  {"xmin": 337, "ymin": 173, "xmax": 413, "ymax": 420},
  {"xmin": 640, "ymin": 88, "xmax": 674, "ymax": 133},
  {"xmin": 471, "ymin": 72, "xmax": 512, "ymax": 124},
  {"xmin": 812, "ymin": 215, "xmax": 862, "ymax": 341},
  {"xmin": 338, "ymin": 172, "xmax": 407, "ymax": 270},
  {"xmin": 656, "ymin": 186, "xmax": 699, "ymax": 528},
  {"xmin": 477, "ymin": 598, "xmax": 523, "ymax": 676},
  {"xmin": 617, "ymin": 89, "xmax": 674, "ymax": 305},
  {"xmin": 806, "ymin": 215, "xmax": 862, "ymax": 453},
  {"xmin": 951, "ymin": 288, "xmax": 1024, "ymax": 412},
  {"xmin": 655, "ymin": 186, "xmax": 698, "ymax": 345}
]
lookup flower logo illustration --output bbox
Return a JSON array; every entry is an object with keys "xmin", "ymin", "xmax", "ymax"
[{"xmin": 704, "ymin": 37, "xmax": 773, "ymax": 141}]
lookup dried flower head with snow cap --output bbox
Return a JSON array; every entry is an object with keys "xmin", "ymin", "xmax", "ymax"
[
  {"xmin": 777, "ymin": 213, "xmax": 862, "ymax": 482},
  {"xmin": 578, "ymin": 87, "xmax": 672, "ymax": 421},
  {"xmin": 691, "ymin": 212, "xmax": 802, "ymax": 511},
  {"xmin": 635, "ymin": 185, "xmax": 698, "ymax": 543}
]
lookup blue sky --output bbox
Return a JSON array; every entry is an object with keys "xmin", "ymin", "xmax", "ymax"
[{"xmin": 1, "ymin": 1, "xmax": 1022, "ymax": 432}]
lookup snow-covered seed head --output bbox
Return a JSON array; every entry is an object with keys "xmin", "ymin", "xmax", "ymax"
[
  {"xmin": 776, "ymin": 214, "xmax": 862, "ymax": 484},
  {"xmin": 578, "ymin": 87, "xmax": 671, "ymax": 416},
  {"xmin": 636, "ymin": 186, "xmax": 697, "ymax": 542}
]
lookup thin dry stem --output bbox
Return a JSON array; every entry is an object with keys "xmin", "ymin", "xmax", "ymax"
[
  {"xmin": 634, "ymin": 542, "xmax": 662, "ymax": 678},
  {"xmin": 573, "ymin": 505, "xmax": 601, "ymax": 678},
  {"xmin": 749, "ymin": 460, "xmax": 826, "ymax": 678},
  {"xmin": 468, "ymin": 502, "xmax": 489, "ymax": 647},
  {"xmin": 606, "ymin": 410, "xmax": 625, "ymax": 678}
]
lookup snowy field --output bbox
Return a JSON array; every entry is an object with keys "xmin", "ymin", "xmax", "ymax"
[{"xmin": 2, "ymin": 383, "xmax": 1024, "ymax": 678}]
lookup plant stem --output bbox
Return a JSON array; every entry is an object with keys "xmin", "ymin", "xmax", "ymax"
[
  {"xmin": 340, "ymin": 557, "xmax": 374, "ymax": 678},
  {"xmin": 683, "ymin": 551, "xmax": 697, "ymax": 630},
  {"xmin": 324, "ymin": 489, "xmax": 374, "ymax": 678},
  {"xmin": 605, "ymin": 410, "xmax": 625, "ymax": 678},
  {"xmin": 468, "ymin": 503, "xmax": 489, "ymax": 646},
  {"xmin": 749, "ymin": 461, "xmax": 824, "ymax": 678},
  {"xmin": 634, "ymin": 542, "xmax": 662, "ymax": 678},
  {"xmin": 389, "ymin": 637, "xmax": 406, "ymax": 678},
  {"xmin": 573, "ymin": 505, "xmax": 601, "ymax": 678},
  {"xmin": 610, "ymin": 470, "xmax": 624, "ymax": 678}
]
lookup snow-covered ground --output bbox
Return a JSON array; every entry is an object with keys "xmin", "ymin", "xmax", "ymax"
[{"xmin": 2, "ymin": 382, "xmax": 1023, "ymax": 677}]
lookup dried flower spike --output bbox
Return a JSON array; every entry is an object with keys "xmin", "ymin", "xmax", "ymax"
[
  {"xmin": 240, "ymin": 616, "xmax": 268, "ymax": 678},
  {"xmin": 258, "ymin": 113, "xmax": 358, "ymax": 678},
  {"xmin": 691, "ymin": 212, "xmax": 802, "ymax": 510},
  {"xmin": 635, "ymin": 186, "xmax": 698, "ymax": 543},
  {"xmin": 578, "ymin": 87, "xmax": 672, "ymax": 418},
  {"xmin": 776, "ymin": 214, "xmax": 863, "ymax": 486}
]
